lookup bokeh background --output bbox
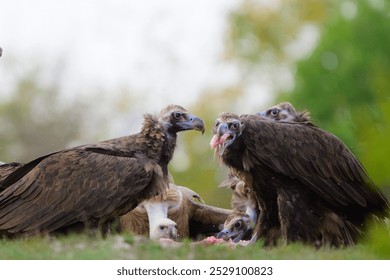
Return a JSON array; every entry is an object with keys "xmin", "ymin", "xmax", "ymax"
[{"xmin": 1, "ymin": 0, "xmax": 389, "ymax": 209}]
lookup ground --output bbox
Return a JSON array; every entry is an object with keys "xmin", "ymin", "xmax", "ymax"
[{"xmin": 0, "ymin": 225, "xmax": 389, "ymax": 260}]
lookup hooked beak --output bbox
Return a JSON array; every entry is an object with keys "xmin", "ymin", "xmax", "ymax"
[
  {"xmin": 168, "ymin": 225, "xmax": 178, "ymax": 241},
  {"xmin": 178, "ymin": 114, "xmax": 205, "ymax": 134},
  {"xmin": 216, "ymin": 228, "xmax": 246, "ymax": 243},
  {"xmin": 256, "ymin": 111, "xmax": 266, "ymax": 117}
]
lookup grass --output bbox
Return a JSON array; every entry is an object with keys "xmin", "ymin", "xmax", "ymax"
[{"xmin": 0, "ymin": 226, "xmax": 389, "ymax": 260}]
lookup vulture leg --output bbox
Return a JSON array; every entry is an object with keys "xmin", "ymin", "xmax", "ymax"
[
  {"xmin": 249, "ymin": 172, "xmax": 281, "ymax": 246},
  {"xmin": 276, "ymin": 184, "xmax": 322, "ymax": 247}
]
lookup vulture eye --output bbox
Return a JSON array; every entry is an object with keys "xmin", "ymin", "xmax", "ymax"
[
  {"xmin": 159, "ymin": 225, "xmax": 165, "ymax": 230},
  {"xmin": 233, "ymin": 220, "xmax": 242, "ymax": 229},
  {"xmin": 230, "ymin": 122, "xmax": 240, "ymax": 130},
  {"xmin": 172, "ymin": 111, "xmax": 183, "ymax": 120},
  {"xmin": 270, "ymin": 109, "xmax": 279, "ymax": 117},
  {"xmin": 214, "ymin": 121, "xmax": 219, "ymax": 127}
]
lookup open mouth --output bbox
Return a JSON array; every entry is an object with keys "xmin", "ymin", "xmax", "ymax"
[
  {"xmin": 210, "ymin": 133, "xmax": 235, "ymax": 156},
  {"xmin": 216, "ymin": 229, "xmax": 246, "ymax": 243}
]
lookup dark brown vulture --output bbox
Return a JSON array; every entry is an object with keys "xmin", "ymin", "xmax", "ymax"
[
  {"xmin": 119, "ymin": 183, "xmax": 231, "ymax": 240},
  {"xmin": 217, "ymin": 102, "xmax": 308, "ymax": 244},
  {"xmin": 217, "ymin": 175, "xmax": 258, "ymax": 242},
  {"xmin": 0, "ymin": 104, "xmax": 205, "ymax": 237},
  {"xmin": 210, "ymin": 112, "xmax": 389, "ymax": 246}
]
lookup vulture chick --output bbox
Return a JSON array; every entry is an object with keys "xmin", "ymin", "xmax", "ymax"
[
  {"xmin": 119, "ymin": 183, "xmax": 232, "ymax": 240},
  {"xmin": 217, "ymin": 175, "xmax": 258, "ymax": 242},
  {"xmin": 210, "ymin": 112, "xmax": 389, "ymax": 246},
  {"xmin": 0, "ymin": 104, "xmax": 205, "ymax": 237}
]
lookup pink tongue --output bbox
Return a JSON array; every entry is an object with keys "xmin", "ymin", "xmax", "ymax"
[
  {"xmin": 210, "ymin": 134, "xmax": 230, "ymax": 149},
  {"xmin": 210, "ymin": 134, "xmax": 220, "ymax": 148}
]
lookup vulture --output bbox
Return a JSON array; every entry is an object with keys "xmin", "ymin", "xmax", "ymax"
[
  {"xmin": 210, "ymin": 111, "xmax": 389, "ymax": 246},
  {"xmin": 256, "ymin": 102, "xmax": 362, "ymax": 246},
  {"xmin": 217, "ymin": 102, "xmax": 308, "ymax": 244},
  {"xmin": 0, "ymin": 104, "xmax": 205, "ymax": 237},
  {"xmin": 119, "ymin": 183, "xmax": 231, "ymax": 240},
  {"xmin": 217, "ymin": 175, "xmax": 258, "ymax": 242}
]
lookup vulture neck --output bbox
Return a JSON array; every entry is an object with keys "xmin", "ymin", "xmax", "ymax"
[
  {"xmin": 221, "ymin": 140, "xmax": 245, "ymax": 171},
  {"xmin": 140, "ymin": 114, "xmax": 177, "ymax": 174},
  {"xmin": 144, "ymin": 201, "xmax": 169, "ymax": 239}
]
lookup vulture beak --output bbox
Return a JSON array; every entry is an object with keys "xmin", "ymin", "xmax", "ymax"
[
  {"xmin": 210, "ymin": 123, "xmax": 237, "ymax": 156},
  {"xmin": 178, "ymin": 114, "xmax": 205, "ymax": 134},
  {"xmin": 216, "ymin": 227, "xmax": 247, "ymax": 243},
  {"xmin": 168, "ymin": 225, "xmax": 178, "ymax": 241},
  {"xmin": 256, "ymin": 111, "xmax": 266, "ymax": 117}
]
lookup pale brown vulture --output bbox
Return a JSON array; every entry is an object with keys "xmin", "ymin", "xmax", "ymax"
[
  {"xmin": 210, "ymin": 111, "xmax": 389, "ymax": 246},
  {"xmin": 119, "ymin": 183, "xmax": 231, "ymax": 240},
  {"xmin": 0, "ymin": 104, "xmax": 205, "ymax": 237},
  {"xmin": 217, "ymin": 175, "xmax": 258, "ymax": 242}
]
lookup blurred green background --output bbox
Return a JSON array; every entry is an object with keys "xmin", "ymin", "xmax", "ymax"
[{"xmin": 1, "ymin": 0, "xmax": 389, "ymax": 209}]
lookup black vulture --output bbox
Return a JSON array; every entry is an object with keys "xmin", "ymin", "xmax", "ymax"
[{"xmin": 211, "ymin": 112, "xmax": 389, "ymax": 246}]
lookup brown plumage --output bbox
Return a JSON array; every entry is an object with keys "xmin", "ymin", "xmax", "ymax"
[
  {"xmin": 258, "ymin": 102, "xmax": 362, "ymax": 246},
  {"xmin": 119, "ymin": 183, "xmax": 232, "ymax": 240},
  {"xmin": 0, "ymin": 162, "xmax": 24, "ymax": 191},
  {"xmin": 210, "ymin": 111, "xmax": 389, "ymax": 246},
  {"xmin": 0, "ymin": 104, "xmax": 205, "ymax": 237},
  {"xmin": 217, "ymin": 102, "xmax": 307, "ymax": 244}
]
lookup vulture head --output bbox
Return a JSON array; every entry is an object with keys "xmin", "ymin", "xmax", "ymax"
[
  {"xmin": 217, "ymin": 211, "xmax": 254, "ymax": 242},
  {"xmin": 257, "ymin": 102, "xmax": 311, "ymax": 123},
  {"xmin": 210, "ymin": 113, "xmax": 244, "ymax": 156},
  {"xmin": 218, "ymin": 175, "xmax": 258, "ymax": 242},
  {"xmin": 158, "ymin": 104, "xmax": 205, "ymax": 134},
  {"xmin": 150, "ymin": 218, "xmax": 178, "ymax": 241}
]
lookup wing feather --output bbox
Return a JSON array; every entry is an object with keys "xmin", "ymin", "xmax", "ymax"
[
  {"xmin": 0, "ymin": 148, "xmax": 155, "ymax": 235},
  {"xmin": 240, "ymin": 115, "xmax": 388, "ymax": 213}
]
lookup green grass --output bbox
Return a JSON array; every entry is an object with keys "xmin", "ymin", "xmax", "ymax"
[{"xmin": 1, "ymin": 226, "xmax": 389, "ymax": 260}]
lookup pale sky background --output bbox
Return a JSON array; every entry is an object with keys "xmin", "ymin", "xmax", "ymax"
[
  {"xmin": 0, "ymin": 0, "xmax": 319, "ymax": 139},
  {"xmin": 1, "ymin": 0, "xmax": 245, "ymax": 106}
]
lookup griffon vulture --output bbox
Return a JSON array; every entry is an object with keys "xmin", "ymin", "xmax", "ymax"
[
  {"xmin": 119, "ymin": 183, "xmax": 231, "ymax": 240},
  {"xmin": 210, "ymin": 112, "xmax": 389, "ymax": 246},
  {"xmin": 0, "ymin": 104, "xmax": 205, "ymax": 237},
  {"xmin": 217, "ymin": 175, "xmax": 258, "ymax": 242}
]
